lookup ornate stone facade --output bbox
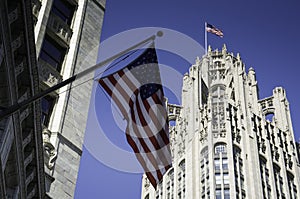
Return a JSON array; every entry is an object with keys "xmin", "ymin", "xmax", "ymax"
[
  {"xmin": 33, "ymin": 0, "xmax": 106, "ymax": 198},
  {"xmin": 141, "ymin": 45, "xmax": 300, "ymax": 199}
]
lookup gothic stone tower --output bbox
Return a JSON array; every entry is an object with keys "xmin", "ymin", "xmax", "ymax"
[{"xmin": 141, "ymin": 45, "xmax": 300, "ymax": 199}]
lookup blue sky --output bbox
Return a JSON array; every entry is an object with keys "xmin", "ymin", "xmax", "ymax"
[{"xmin": 75, "ymin": 0, "xmax": 300, "ymax": 198}]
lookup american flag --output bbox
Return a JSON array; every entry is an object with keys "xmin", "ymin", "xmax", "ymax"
[
  {"xmin": 206, "ymin": 23, "xmax": 224, "ymax": 38},
  {"xmin": 99, "ymin": 46, "xmax": 172, "ymax": 188}
]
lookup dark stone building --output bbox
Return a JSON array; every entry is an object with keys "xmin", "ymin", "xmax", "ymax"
[{"xmin": 0, "ymin": 0, "xmax": 45, "ymax": 198}]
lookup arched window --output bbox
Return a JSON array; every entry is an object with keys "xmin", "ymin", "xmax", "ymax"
[
  {"xmin": 214, "ymin": 143, "xmax": 230, "ymax": 198},
  {"xmin": 214, "ymin": 143, "xmax": 227, "ymax": 155}
]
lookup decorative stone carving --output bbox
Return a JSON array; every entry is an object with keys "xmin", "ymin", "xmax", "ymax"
[
  {"xmin": 144, "ymin": 177, "xmax": 150, "ymax": 190},
  {"xmin": 47, "ymin": 13, "xmax": 73, "ymax": 44},
  {"xmin": 20, "ymin": 107, "xmax": 30, "ymax": 122},
  {"xmin": 258, "ymin": 96, "xmax": 275, "ymax": 116},
  {"xmin": 195, "ymin": 56, "xmax": 200, "ymax": 65},
  {"xmin": 8, "ymin": 7, "xmax": 18, "ymax": 24},
  {"xmin": 15, "ymin": 61, "xmax": 25, "ymax": 76},
  {"xmin": 32, "ymin": 0, "xmax": 42, "ymax": 19},
  {"xmin": 11, "ymin": 35, "xmax": 22, "ymax": 51},
  {"xmin": 38, "ymin": 59, "xmax": 63, "ymax": 87},
  {"xmin": 168, "ymin": 103, "xmax": 182, "ymax": 121},
  {"xmin": 42, "ymin": 128, "xmax": 57, "ymax": 170}
]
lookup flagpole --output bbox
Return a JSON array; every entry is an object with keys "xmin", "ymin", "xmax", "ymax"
[
  {"xmin": 0, "ymin": 32, "xmax": 162, "ymax": 120},
  {"xmin": 205, "ymin": 22, "xmax": 207, "ymax": 54}
]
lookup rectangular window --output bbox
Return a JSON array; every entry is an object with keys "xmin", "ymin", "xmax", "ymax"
[
  {"xmin": 51, "ymin": 0, "xmax": 75, "ymax": 25},
  {"xmin": 216, "ymin": 189, "xmax": 222, "ymax": 199},
  {"xmin": 222, "ymin": 158, "xmax": 228, "ymax": 170},
  {"xmin": 41, "ymin": 95, "xmax": 55, "ymax": 126},
  {"xmin": 40, "ymin": 36, "xmax": 66, "ymax": 72},
  {"xmin": 215, "ymin": 159, "xmax": 220, "ymax": 171},
  {"xmin": 224, "ymin": 189, "xmax": 230, "ymax": 199}
]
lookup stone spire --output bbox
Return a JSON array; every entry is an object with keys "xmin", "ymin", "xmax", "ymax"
[
  {"xmin": 208, "ymin": 45, "xmax": 212, "ymax": 55},
  {"xmin": 222, "ymin": 44, "xmax": 227, "ymax": 54},
  {"xmin": 237, "ymin": 53, "xmax": 241, "ymax": 61},
  {"xmin": 196, "ymin": 56, "xmax": 200, "ymax": 65}
]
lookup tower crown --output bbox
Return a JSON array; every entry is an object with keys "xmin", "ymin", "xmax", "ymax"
[{"xmin": 141, "ymin": 45, "xmax": 300, "ymax": 199}]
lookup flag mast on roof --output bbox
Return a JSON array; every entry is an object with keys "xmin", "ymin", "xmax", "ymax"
[{"xmin": 205, "ymin": 22, "xmax": 224, "ymax": 53}]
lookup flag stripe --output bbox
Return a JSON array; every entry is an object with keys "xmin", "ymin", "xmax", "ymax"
[
  {"xmin": 144, "ymin": 92, "xmax": 170, "ymax": 145},
  {"xmin": 131, "ymin": 92, "xmax": 163, "ymax": 140},
  {"xmin": 133, "ymin": 94, "xmax": 172, "ymax": 162},
  {"xmin": 99, "ymin": 78, "xmax": 129, "ymax": 118},
  {"xmin": 118, "ymin": 69, "xmax": 139, "ymax": 92},
  {"xmin": 141, "ymin": 91, "xmax": 165, "ymax": 133},
  {"xmin": 128, "ymin": 96, "xmax": 164, "ymax": 174},
  {"xmin": 134, "ymin": 95, "xmax": 171, "ymax": 168},
  {"xmin": 125, "ymin": 133, "xmax": 159, "ymax": 187},
  {"xmin": 99, "ymin": 79, "xmax": 128, "ymax": 118},
  {"xmin": 137, "ymin": 95, "xmax": 173, "ymax": 168},
  {"xmin": 127, "ymin": 101, "xmax": 172, "ymax": 169}
]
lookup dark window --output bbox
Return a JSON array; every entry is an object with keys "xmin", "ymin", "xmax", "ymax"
[
  {"xmin": 216, "ymin": 189, "xmax": 221, "ymax": 199},
  {"xmin": 52, "ymin": 0, "xmax": 75, "ymax": 25},
  {"xmin": 215, "ymin": 159, "xmax": 220, "ymax": 171},
  {"xmin": 41, "ymin": 95, "xmax": 55, "ymax": 126},
  {"xmin": 222, "ymin": 158, "xmax": 228, "ymax": 170},
  {"xmin": 40, "ymin": 36, "xmax": 66, "ymax": 72},
  {"xmin": 224, "ymin": 189, "xmax": 230, "ymax": 199}
]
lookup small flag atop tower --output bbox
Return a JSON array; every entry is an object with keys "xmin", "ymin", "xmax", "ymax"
[{"xmin": 206, "ymin": 23, "xmax": 224, "ymax": 38}]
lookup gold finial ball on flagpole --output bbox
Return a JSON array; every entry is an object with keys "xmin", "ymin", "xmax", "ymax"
[{"xmin": 156, "ymin": 31, "xmax": 163, "ymax": 37}]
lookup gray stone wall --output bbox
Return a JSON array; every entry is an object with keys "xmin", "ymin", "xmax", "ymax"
[{"xmin": 48, "ymin": 0, "xmax": 105, "ymax": 198}]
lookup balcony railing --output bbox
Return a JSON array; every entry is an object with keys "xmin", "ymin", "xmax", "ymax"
[
  {"xmin": 38, "ymin": 59, "xmax": 63, "ymax": 87},
  {"xmin": 47, "ymin": 13, "xmax": 73, "ymax": 44}
]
